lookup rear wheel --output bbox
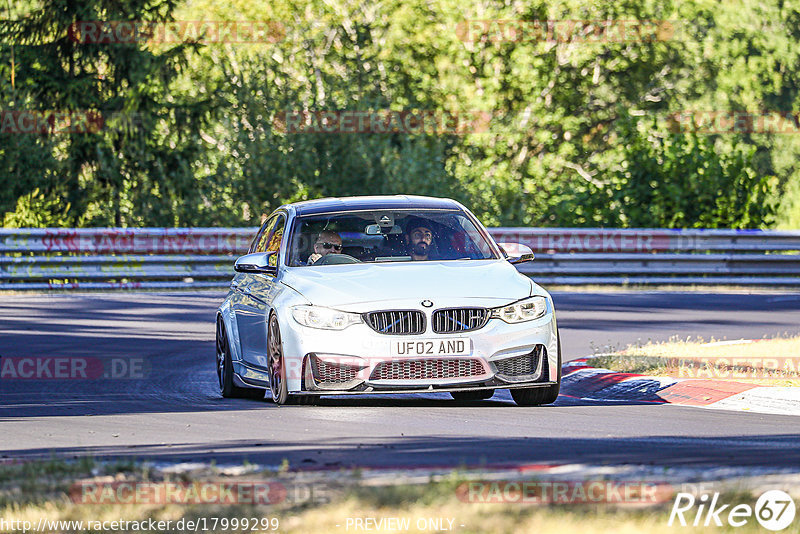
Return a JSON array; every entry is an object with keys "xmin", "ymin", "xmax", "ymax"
[
  {"xmin": 216, "ymin": 319, "xmax": 264, "ymax": 399},
  {"xmin": 510, "ymin": 331, "xmax": 562, "ymax": 407},
  {"xmin": 450, "ymin": 390, "xmax": 494, "ymax": 401}
]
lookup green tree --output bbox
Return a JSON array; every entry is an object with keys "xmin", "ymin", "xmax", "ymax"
[
  {"xmin": 2, "ymin": 0, "xmax": 796, "ymax": 229},
  {"xmin": 582, "ymin": 112, "xmax": 774, "ymax": 228},
  {"xmin": 0, "ymin": 0, "xmax": 213, "ymax": 226}
]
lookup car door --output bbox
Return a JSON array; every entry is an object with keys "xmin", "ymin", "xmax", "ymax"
[{"xmin": 232, "ymin": 212, "xmax": 286, "ymax": 370}]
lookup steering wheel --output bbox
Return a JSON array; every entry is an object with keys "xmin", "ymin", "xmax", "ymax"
[{"xmin": 314, "ymin": 253, "xmax": 361, "ymax": 265}]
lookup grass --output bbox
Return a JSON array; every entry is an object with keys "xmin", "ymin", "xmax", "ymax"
[
  {"xmin": 1, "ymin": 460, "xmax": 797, "ymax": 534},
  {"xmin": 591, "ymin": 335, "xmax": 800, "ymax": 385}
]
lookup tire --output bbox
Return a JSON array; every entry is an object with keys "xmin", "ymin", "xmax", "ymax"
[
  {"xmin": 267, "ymin": 315, "xmax": 319, "ymax": 406},
  {"xmin": 510, "ymin": 330, "xmax": 562, "ymax": 407},
  {"xmin": 450, "ymin": 390, "xmax": 494, "ymax": 401},
  {"xmin": 216, "ymin": 318, "xmax": 264, "ymax": 399},
  {"xmin": 268, "ymin": 313, "xmax": 290, "ymax": 405}
]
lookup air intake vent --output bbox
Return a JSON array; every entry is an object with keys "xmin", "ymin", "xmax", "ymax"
[
  {"xmin": 432, "ymin": 308, "xmax": 489, "ymax": 333},
  {"xmin": 495, "ymin": 346, "xmax": 544, "ymax": 379},
  {"xmin": 307, "ymin": 355, "xmax": 365, "ymax": 390},
  {"xmin": 315, "ymin": 359, "xmax": 360, "ymax": 383},
  {"xmin": 364, "ymin": 310, "xmax": 425, "ymax": 335},
  {"xmin": 370, "ymin": 358, "xmax": 486, "ymax": 381}
]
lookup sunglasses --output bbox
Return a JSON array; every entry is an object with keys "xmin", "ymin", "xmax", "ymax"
[{"xmin": 317, "ymin": 242, "xmax": 342, "ymax": 251}]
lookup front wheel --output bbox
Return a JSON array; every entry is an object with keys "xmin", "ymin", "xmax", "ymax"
[
  {"xmin": 267, "ymin": 315, "xmax": 320, "ymax": 406},
  {"xmin": 510, "ymin": 331, "xmax": 561, "ymax": 407},
  {"xmin": 268, "ymin": 314, "xmax": 290, "ymax": 405}
]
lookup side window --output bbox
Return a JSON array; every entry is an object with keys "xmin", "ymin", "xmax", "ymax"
[
  {"xmin": 260, "ymin": 215, "xmax": 286, "ymax": 267},
  {"xmin": 254, "ymin": 216, "xmax": 279, "ymax": 253},
  {"xmin": 250, "ymin": 217, "xmax": 276, "ymax": 254}
]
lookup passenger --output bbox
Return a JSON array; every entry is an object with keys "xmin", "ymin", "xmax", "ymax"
[{"xmin": 308, "ymin": 230, "xmax": 343, "ymax": 264}]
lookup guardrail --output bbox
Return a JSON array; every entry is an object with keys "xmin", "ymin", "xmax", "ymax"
[
  {"xmin": 492, "ymin": 228, "xmax": 800, "ymax": 285},
  {"xmin": 1, "ymin": 227, "xmax": 798, "ymax": 289},
  {"xmin": 0, "ymin": 228, "xmax": 252, "ymax": 290}
]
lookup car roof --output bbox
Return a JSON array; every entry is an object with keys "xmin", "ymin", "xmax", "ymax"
[{"xmin": 289, "ymin": 195, "xmax": 463, "ymax": 216}]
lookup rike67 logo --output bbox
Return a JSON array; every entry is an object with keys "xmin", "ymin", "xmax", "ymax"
[{"xmin": 669, "ymin": 490, "xmax": 796, "ymax": 531}]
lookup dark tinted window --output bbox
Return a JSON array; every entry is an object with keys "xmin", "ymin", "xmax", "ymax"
[{"xmin": 287, "ymin": 210, "xmax": 497, "ymax": 266}]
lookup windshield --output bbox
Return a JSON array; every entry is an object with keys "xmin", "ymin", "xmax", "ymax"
[{"xmin": 287, "ymin": 209, "xmax": 498, "ymax": 266}]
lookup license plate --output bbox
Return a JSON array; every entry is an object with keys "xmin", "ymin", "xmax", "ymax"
[{"xmin": 391, "ymin": 338, "xmax": 471, "ymax": 357}]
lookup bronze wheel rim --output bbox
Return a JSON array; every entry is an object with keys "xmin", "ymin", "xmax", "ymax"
[{"xmin": 268, "ymin": 317, "xmax": 282, "ymax": 400}]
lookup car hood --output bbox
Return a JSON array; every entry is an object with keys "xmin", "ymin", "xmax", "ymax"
[{"xmin": 281, "ymin": 260, "xmax": 534, "ymax": 308}]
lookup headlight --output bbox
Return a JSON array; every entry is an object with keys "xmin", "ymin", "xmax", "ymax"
[
  {"xmin": 291, "ymin": 305, "xmax": 362, "ymax": 330},
  {"xmin": 490, "ymin": 296, "xmax": 548, "ymax": 323}
]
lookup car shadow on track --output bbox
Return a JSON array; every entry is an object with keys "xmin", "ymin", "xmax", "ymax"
[
  {"xmin": 312, "ymin": 389, "xmax": 661, "ymax": 408},
  {"xmin": 6, "ymin": 433, "xmax": 800, "ymax": 470},
  {"xmin": 0, "ymin": 387, "xmax": 665, "ymax": 418}
]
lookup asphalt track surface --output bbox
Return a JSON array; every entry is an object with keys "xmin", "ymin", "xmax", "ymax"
[{"xmin": 1, "ymin": 290, "xmax": 800, "ymax": 470}]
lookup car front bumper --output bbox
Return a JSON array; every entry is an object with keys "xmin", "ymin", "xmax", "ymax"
[{"xmin": 264, "ymin": 302, "xmax": 559, "ymax": 395}]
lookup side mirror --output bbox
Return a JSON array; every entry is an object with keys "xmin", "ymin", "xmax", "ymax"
[
  {"xmin": 497, "ymin": 242, "xmax": 535, "ymax": 265},
  {"xmin": 234, "ymin": 252, "xmax": 278, "ymax": 275}
]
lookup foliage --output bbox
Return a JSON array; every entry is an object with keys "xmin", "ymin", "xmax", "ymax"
[
  {"xmin": 580, "ymin": 111, "xmax": 774, "ymax": 228},
  {"xmin": 776, "ymin": 177, "xmax": 800, "ymax": 229},
  {"xmin": 1, "ymin": 0, "xmax": 798, "ymax": 228},
  {"xmin": 2, "ymin": 187, "xmax": 71, "ymax": 227},
  {"xmin": 0, "ymin": 0, "xmax": 214, "ymax": 226}
]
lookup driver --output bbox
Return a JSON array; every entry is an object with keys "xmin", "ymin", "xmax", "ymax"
[
  {"xmin": 405, "ymin": 221, "xmax": 435, "ymax": 261},
  {"xmin": 308, "ymin": 230, "xmax": 342, "ymax": 264}
]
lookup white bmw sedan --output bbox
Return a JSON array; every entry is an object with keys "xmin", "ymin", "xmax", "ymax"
[{"xmin": 216, "ymin": 195, "xmax": 561, "ymax": 406}]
